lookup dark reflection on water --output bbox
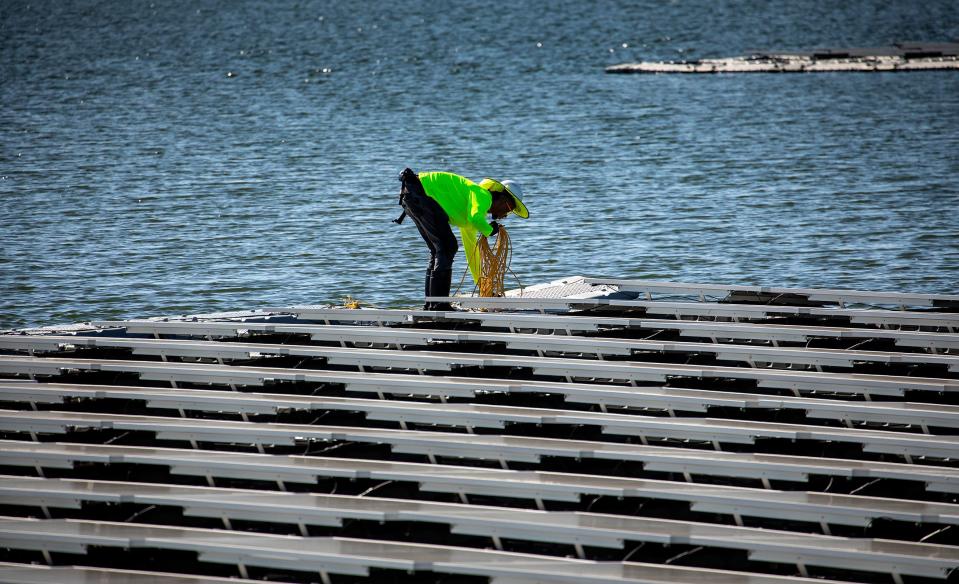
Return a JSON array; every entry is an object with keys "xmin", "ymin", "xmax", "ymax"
[{"xmin": 1, "ymin": 1, "xmax": 958, "ymax": 328}]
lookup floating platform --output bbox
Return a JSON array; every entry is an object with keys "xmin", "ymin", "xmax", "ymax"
[
  {"xmin": 607, "ymin": 42, "xmax": 959, "ymax": 74},
  {"xmin": 0, "ymin": 275, "xmax": 957, "ymax": 584}
]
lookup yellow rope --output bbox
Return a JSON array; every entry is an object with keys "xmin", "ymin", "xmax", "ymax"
[
  {"xmin": 477, "ymin": 226, "xmax": 512, "ymax": 297},
  {"xmin": 452, "ymin": 226, "xmax": 523, "ymax": 299}
]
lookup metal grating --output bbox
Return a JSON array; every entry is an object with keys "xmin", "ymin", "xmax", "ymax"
[{"xmin": 506, "ymin": 276, "xmax": 622, "ymax": 299}]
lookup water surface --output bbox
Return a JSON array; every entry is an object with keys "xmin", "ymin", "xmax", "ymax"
[{"xmin": 2, "ymin": 1, "xmax": 958, "ymax": 328}]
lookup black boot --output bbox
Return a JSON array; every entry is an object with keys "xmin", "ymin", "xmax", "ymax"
[
  {"xmin": 422, "ymin": 269, "xmax": 433, "ymax": 310},
  {"xmin": 427, "ymin": 268, "xmax": 455, "ymax": 312}
]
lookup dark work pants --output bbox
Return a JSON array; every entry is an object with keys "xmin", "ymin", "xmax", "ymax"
[{"xmin": 398, "ymin": 169, "xmax": 457, "ymax": 308}]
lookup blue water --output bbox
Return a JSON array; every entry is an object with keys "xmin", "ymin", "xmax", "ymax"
[{"xmin": 2, "ymin": 1, "xmax": 958, "ymax": 329}]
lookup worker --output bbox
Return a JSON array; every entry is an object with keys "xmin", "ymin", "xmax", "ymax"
[{"xmin": 393, "ymin": 168, "xmax": 529, "ymax": 310}]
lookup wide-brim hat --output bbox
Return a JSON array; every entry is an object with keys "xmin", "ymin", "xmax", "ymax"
[{"xmin": 478, "ymin": 178, "xmax": 529, "ymax": 219}]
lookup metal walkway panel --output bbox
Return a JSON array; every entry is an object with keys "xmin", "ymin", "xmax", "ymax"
[
  {"xmin": 3, "ymin": 352, "xmax": 957, "ymax": 402},
  {"xmin": 442, "ymin": 512, "xmax": 959, "ymax": 578},
  {"xmin": 0, "ymin": 563, "xmax": 855, "ymax": 584},
  {"xmin": 0, "ymin": 382, "xmax": 307, "ymax": 415},
  {"xmin": 0, "ymin": 562, "xmax": 276, "ymax": 584},
  {"xmin": 0, "ymin": 385, "xmax": 560, "ymax": 432},
  {"xmin": 0, "ymin": 516, "xmax": 953, "ymax": 580},
  {"xmin": 93, "ymin": 318, "xmax": 373, "ymax": 337},
  {"xmin": 0, "ymin": 440, "xmax": 499, "ymax": 487},
  {"xmin": 5, "ymin": 474, "xmax": 959, "ymax": 541},
  {"xmin": 3, "ymin": 401, "xmax": 957, "ymax": 461},
  {"xmin": 580, "ymin": 278, "xmax": 959, "ymax": 309},
  {"xmin": 495, "ymin": 382, "xmax": 959, "ymax": 430},
  {"xmin": 423, "ymin": 296, "xmax": 959, "ymax": 328},
  {"xmin": 630, "ymin": 319, "xmax": 959, "ymax": 350},
  {"xmin": 0, "ymin": 380, "xmax": 753, "ymax": 416},
  {"xmin": 258, "ymin": 310, "xmax": 613, "ymax": 331},
  {"xmin": 4, "ymin": 438, "xmax": 957, "ymax": 505},
  {"xmin": 484, "ymin": 565, "xmax": 850, "ymax": 584},
  {"xmin": 480, "ymin": 562, "xmax": 859, "ymax": 584},
  {"xmin": 0, "ymin": 336, "xmax": 484, "ymax": 372},
  {"xmin": 15, "ymin": 330, "xmax": 959, "ymax": 380},
  {"xmin": 0, "ymin": 410, "xmax": 959, "ymax": 480},
  {"xmin": 797, "ymin": 400, "xmax": 959, "ymax": 431},
  {"xmin": 93, "ymin": 315, "xmax": 959, "ymax": 351},
  {"xmin": 28, "ymin": 327, "xmax": 945, "ymax": 371},
  {"xmin": 293, "ymin": 324, "xmax": 959, "ymax": 369},
  {"xmin": 0, "ymin": 518, "xmax": 873, "ymax": 584},
  {"xmin": 91, "ymin": 315, "xmax": 604, "ymax": 336},
  {"xmin": 0, "ymin": 517, "xmax": 573, "ymax": 578},
  {"xmin": 10, "ymin": 379, "xmax": 959, "ymax": 431},
  {"xmin": 0, "ymin": 355, "xmax": 512, "ymax": 398}
]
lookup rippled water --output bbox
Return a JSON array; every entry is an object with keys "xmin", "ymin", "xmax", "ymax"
[{"xmin": 2, "ymin": 1, "xmax": 958, "ymax": 328}]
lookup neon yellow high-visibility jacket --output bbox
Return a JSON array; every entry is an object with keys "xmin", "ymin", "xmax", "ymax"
[{"xmin": 417, "ymin": 171, "xmax": 494, "ymax": 283}]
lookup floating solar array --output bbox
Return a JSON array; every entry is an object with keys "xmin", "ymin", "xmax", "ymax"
[
  {"xmin": 606, "ymin": 43, "xmax": 959, "ymax": 74},
  {"xmin": 0, "ymin": 276, "xmax": 957, "ymax": 584}
]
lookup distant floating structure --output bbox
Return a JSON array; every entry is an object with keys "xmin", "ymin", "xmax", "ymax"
[{"xmin": 607, "ymin": 42, "xmax": 959, "ymax": 74}]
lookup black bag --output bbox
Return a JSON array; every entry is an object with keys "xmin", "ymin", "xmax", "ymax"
[{"xmin": 393, "ymin": 167, "xmax": 427, "ymax": 224}]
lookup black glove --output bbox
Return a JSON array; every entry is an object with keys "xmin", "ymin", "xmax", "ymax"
[{"xmin": 489, "ymin": 221, "xmax": 500, "ymax": 237}]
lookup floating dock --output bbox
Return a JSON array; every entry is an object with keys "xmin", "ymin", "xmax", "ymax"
[
  {"xmin": 0, "ymin": 275, "xmax": 957, "ymax": 583},
  {"xmin": 607, "ymin": 42, "xmax": 959, "ymax": 74}
]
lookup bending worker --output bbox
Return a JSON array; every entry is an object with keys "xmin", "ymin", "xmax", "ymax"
[{"xmin": 394, "ymin": 168, "xmax": 529, "ymax": 310}]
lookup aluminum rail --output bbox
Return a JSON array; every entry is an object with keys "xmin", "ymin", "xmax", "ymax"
[
  {"xmin": 0, "ymin": 517, "xmax": 877, "ymax": 584},
  {"xmin": 0, "ymin": 517, "xmax": 592, "ymax": 581},
  {"xmin": 0, "ymin": 516, "xmax": 954, "ymax": 580},
  {"xmin": 2, "ymin": 350, "xmax": 957, "ymax": 400},
  {"xmin": 6, "ymin": 380, "xmax": 959, "ymax": 433},
  {"xmin": 0, "ymin": 562, "xmax": 279, "ymax": 584},
  {"xmin": 2, "ymin": 474, "xmax": 957, "ymax": 567},
  {"xmin": 20, "ymin": 380, "xmax": 959, "ymax": 456},
  {"xmin": 2, "ymin": 408, "xmax": 956, "ymax": 462},
  {"xmin": 0, "ymin": 562, "xmax": 848, "ymax": 584},
  {"xmin": 296, "ymin": 326, "xmax": 959, "ymax": 371},
  {"xmin": 3, "ymin": 473, "xmax": 958, "ymax": 538},
  {"xmin": 419, "ymin": 297, "xmax": 959, "ymax": 328},
  {"xmin": 169, "ymin": 312, "xmax": 959, "ymax": 351},
  {"xmin": 4, "ymin": 439, "xmax": 956, "ymax": 500},
  {"xmin": 6, "ymin": 332, "xmax": 959, "ymax": 384},
  {"xmin": 24, "ymin": 328, "xmax": 958, "ymax": 372},
  {"xmin": 580, "ymin": 278, "xmax": 959, "ymax": 309}
]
